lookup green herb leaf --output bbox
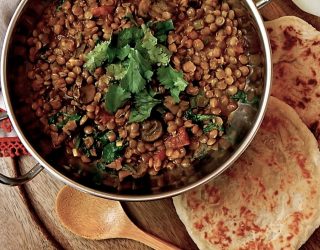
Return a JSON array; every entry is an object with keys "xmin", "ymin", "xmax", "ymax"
[
  {"xmin": 117, "ymin": 27, "xmax": 144, "ymax": 48},
  {"xmin": 185, "ymin": 110, "xmax": 216, "ymax": 122},
  {"xmin": 115, "ymin": 45, "xmax": 131, "ymax": 60},
  {"xmin": 231, "ymin": 90, "xmax": 260, "ymax": 106},
  {"xmin": 120, "ymin": 57, "xmax": 146, "ymax": 94},
  {"xmin": 157, "ymin": 65, "xmax": 188, "ymax": 103},
  {"xmin": 141, "ymin": 27, "xmax": 171, "ymax": 66},
  {"xmin": 102, "ymin": 142, "xmax": 125, "ymax": 164},
  {"xmin": 48, "ymin": 111, "xmax": 62, "ymax": 125},
  {"xmin": 84, "ymin": 41, "xmax": 114, "ymax": 73},
  {"xmin": 120, "ymin": 49, "xmax": 152, "ymax": 93},
  {"xmin": 130, "ymin": 49, "xmax": 153, "ymax": 80},
  {"xmin": 56, "ymin": 113, "xmax": 81, "ymax": 129},
  {"xmin": 154, "ymin": 20, "xmax": 174, "ymax": 43},
  {"xmin": 203, "ymin": 123, "xmax": 224, "ymax": 133},
  {"xmin": 129, "ymin": 90, "xmax": 161, "ymax": 123},
  {"xmin": 94, "ymin": 131, "xmax": 109, "ymax": 146},
  {"xmin": 106, "ymin": 63, "xmax": 128, "ymax": 80},
  {"xmin": 67, "ymin": 114, "xmax": 82, "ymax": 121},
  {"xmin": 104, "ymin": 85, "xmax": 131, "ymax": 113}
]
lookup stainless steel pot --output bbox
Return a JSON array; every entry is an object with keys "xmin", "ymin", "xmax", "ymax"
[{"xmin": 0, "ymin": 0, "xmax": 272, "ymax": 201}]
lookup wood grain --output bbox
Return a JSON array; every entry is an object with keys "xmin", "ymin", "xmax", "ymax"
[
  {"xmin": 260, "ymin": 0, "xmax": 320, "ymax": 30},
  {"xmin": 0, "ymin": 0, "xmax": 320, "ymax": 249}
]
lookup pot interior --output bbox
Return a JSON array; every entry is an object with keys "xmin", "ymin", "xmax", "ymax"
[{"xmin": 3, "ymin": 0, "xmax": 269, "ymax": 198}]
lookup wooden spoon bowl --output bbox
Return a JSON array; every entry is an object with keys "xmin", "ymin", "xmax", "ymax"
[{"xmin": 56, "ymin": 186, "xmax": 180, "ymax": 250}]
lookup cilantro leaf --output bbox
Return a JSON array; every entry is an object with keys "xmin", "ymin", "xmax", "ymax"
[
  {"xmin": 84, "ymin": 41, "xmax": 114, "ymax": 73},
  {"xmin": 106, "ymin": 63, "xmax": 128, "ymax": 80},
  {"xmin": 104, "ymin": 85, "xmax": 131, "ymax": 113},
  {"xmin": 94, "ymin": 131, "xmax": 111, "ymax": 146},
  {"xmin": 203, "ymin": 123, "xmax": 224, "ymax": 133},
  {"xmin": 129, "ymin": 90, "xmax": 161, "ymax": 123},
  {"xmin": 56, "ymin": 113, "xmax": 81, "ymax": 128},
  {"xmin": 154, "ymin": 20, "xmax": 174, "ymax": 43},
  {"xmin": 157, "ymin": 65, "xmax": 188, "ymax": 103},
  {"xmin": 231, "ymin": 91, "xmax": 260, "ymax": 106},
  {"xmin": 120, "ymin": 49, "xmax": 152, "ymax": 93},
  {"xmin": 129, "ymin": 49, "xmax": 153, "ymax": 80},
  {"xmin": 48, "ymin": 112, "xmax": 61, "ymax": 125},
  {"xmin": 115, "ymin": 45, "xmax": 131, "ymax": 60},
  {"xmin": 185, "ymin": 110, "xmax": 216, "ymax": 122},
  {"xmin": 120, "ymin": 55, "xmax": 146, "ymax": 93},
  {"xmin": 49, "ymin": 112, "xmax": 81, "ymax": 129},
  {"xmin": 102, "ymin": 142, "xmax": 124, "ymax": 164},
  {"xmin": 117, "ymin": 27, "xmax": 144, "ymax": 48},
  {"xmin": 141, "ymin": 27, "xmax": 171, "ymax": 66}
]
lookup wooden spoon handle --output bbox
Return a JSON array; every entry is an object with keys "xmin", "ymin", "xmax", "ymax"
[{"xmin": 127, "ymin": 225, "xmax": 181, "ymax": 250}]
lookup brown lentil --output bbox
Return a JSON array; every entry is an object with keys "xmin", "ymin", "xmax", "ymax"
[{"xmin": 25, "ymin": 0, "xmax": 263, "ymax": 190}]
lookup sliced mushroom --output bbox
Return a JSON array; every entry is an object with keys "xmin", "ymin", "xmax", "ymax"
[
  {"xmin": 141, "ymin": 120, "xmax": 163, "ymax": 142},
  {"xmin": 80, "ymin": 84, "xmax": 96, "ymax": 104}
]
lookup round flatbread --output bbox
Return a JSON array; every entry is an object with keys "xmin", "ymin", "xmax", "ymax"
[
  {"xmin": 266, "ymin": 16, "xmax": 320, "ymax": 145},
  {"xmin": 173, "ymin": 97, "xmax": 320, "ymax": 250}
]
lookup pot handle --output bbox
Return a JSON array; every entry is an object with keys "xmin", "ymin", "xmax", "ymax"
[
  {"xmin": 0, "ymin": 163, "xmax": 44, "ymax": 186},
  {"xmin": 255, "ymin": 0, "xmax": 272, "ymax": 9},
  {"xmin": 0, "ymin": 111, "xmax": 44, "ymax": 186}
]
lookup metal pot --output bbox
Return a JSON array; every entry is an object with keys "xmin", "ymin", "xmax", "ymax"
[{"xmin": 0, "ymin": 0, "xmax": 272, "ymax": 201}]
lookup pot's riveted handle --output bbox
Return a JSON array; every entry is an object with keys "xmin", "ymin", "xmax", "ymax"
[
  {"xmin": 0, "ymin": 111, "xmax": 44, "ymax": 185},
  {"xmin": 0, "ymin": 163, "xmax": 44, "ymax": 186},
  {"xmin": 256, "ymin": 0, "xmax": 272, "ymax": 9}
]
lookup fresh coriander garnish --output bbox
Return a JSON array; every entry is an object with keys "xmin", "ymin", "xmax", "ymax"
[
  {"xmin": 104, "ymin": 85, "xmax": 131, "ymax": 114},
  {"xmin": 102, "ymin": 142, "xmax": 125, "ymax": 164},
  {"xmin": 83, "ymin": 19, "xmax": 188, "ymax": 122},
  {"xmin": 203, "ymin": 123, "xmax": 224, "ymax": 133},
  {"xmin": 157, "ymin": 65, "xmax": 188, "ymax": 103},
  {"xmin": 84, "ymin": 40, "xmax": 114, "ymax": 73},
  {"xmin": 231, "ymin": 90, "xmax": 260, "ymax": 106},
  {"xmin": 48, "ymin": 112, "xmax": 81, "ymax": 129},
  {"xmin": 185, "ymin": 110, "xmax": 216, "ymax": 122},
  {"xmin": 129, "ymin": 90, "xmax": 161, "ymax": 123}
]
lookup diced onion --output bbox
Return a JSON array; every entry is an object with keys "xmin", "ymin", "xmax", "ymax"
[{"xmin": 292, "ymin": 0, "xmax": 320, "ymax": 17}]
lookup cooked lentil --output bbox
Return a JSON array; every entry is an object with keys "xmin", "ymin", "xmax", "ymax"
[{"xmin": 26, "ymin": 0, "xmax": 263, "ymax": 190}]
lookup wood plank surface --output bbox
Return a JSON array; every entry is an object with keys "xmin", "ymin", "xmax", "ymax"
[{"xmin": 1, "ymin": 0, "xmax": 320, "ymax": 249}]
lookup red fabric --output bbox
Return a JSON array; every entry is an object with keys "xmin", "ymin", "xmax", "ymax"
[
  {"xmin": 0, "ymin": 137, "xmax": 28, "ymax": 157},
  {"xmin": 0, "ymin": 108, "xmax": 29, "ymax": 157}
]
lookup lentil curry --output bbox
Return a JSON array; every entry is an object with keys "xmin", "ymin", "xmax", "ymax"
[{"xmin": 25, "ymin": 0, "xmax": 263, "ymax": 192}]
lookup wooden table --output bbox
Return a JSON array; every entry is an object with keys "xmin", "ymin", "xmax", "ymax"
[{"xmin": 1, "ymin": 1, "xmax": 320, "ymax": 249}]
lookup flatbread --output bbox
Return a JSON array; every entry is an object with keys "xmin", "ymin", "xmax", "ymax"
[
  {"xmin": 266, "ymin": 16, "xmax": 320, "ymax": 144},
  {"xmin": 173, "ymin": 97, "xmax": 320, "ymax": 250}
]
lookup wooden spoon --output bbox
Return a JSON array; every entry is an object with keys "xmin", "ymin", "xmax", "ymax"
[{"xmin": 56, "ymin": 186, "xmax": 180, "ymax": 250}]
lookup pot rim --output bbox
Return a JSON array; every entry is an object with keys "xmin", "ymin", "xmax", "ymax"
[{"xmin": 0, "ymin": 0, "xmax": 272, "ymax": 201}]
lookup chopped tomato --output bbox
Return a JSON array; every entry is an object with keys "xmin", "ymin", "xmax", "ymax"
[
  {"xmin": 154, "ymin": 149, "xmax": 166, "ymax": 161},
  {"xmin": 91, "ymin": 6, "xmax": 114, "ymax": 17},
  {"xmin": 99, "ymin": 111, "xmax": 114, "ymax": 125},
  {"xmin": 165, "ymin": 127, "xmax": 190, "ymax": 149}
]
